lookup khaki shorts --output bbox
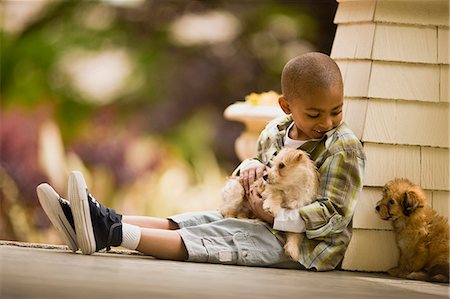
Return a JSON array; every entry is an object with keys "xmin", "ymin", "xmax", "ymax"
[{"xmin": 168, "ymin": 211, "xmax": 303, "ymax": 269}]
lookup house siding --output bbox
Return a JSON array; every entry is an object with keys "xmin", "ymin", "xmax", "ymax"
[{"xmin": 332, "ymin": 0, "xmax": 449, "ymax": 272}]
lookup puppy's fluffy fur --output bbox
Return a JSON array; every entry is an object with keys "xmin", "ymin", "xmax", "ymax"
[
  {"xmin": 376, "ymin": 178, "xmax": 449, "ymax": 283},
  {"xmin": 220, "ymin": 148, "xmax": 318, "ymax": 261}
]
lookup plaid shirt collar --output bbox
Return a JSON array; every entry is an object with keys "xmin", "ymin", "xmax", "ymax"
[{"xmin": 273, "ymin": 115, "xmax": 343, "ymax": 153}]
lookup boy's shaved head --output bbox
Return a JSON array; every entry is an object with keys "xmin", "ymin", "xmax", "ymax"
[{"xmin": 281, "ymin": 52, "xmax": 343, "ymax": 100}]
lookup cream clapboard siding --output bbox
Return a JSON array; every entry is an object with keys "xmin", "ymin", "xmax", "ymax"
[
  {"xmin": 332, "ymin": 0, "xmax": 449, "ymax": 272},
  {"xmin": 442, "ymin": 65, "xmax": 449, "ymax": 102},
  {"xmin": 433, "ymin": 191, "xmax": 450, "ymax": 219},
  {"xmin": 439, "ymin": 28, "xmax": 449, "ymax": 64},
  {"xmin": 335, "ymin": 0, "xmax": 449, "ymax": 27},
  {"xmin": 337, "ymin": 61, "xmax": 442, "ymax": 102},
  {"xmin": 345, "ymin": 99, "xmax": 449, "ymax": 147},
  {"xmin": 333, "ymin": 24, "xmax": 438, "ymax": 63},
  {"xmin": 342, "ymin": 230, "xmax": 399, "ymax": 272}
]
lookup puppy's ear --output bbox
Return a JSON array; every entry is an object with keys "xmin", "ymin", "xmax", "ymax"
[
  {"xmin": 294, "ymin": 151, "xmax": 304, "ymax": 162},
  {"xmin": 400, "ymin": 190, "xmax": 422, "ymax": 216}
]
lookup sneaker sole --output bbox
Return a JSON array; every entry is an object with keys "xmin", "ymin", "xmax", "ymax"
[
  {"xmin": 36, "ymin": 183, "xmax": 78, "ymax": 252},
  {"xmin": 69, "ymin": 171, "xmax": 96, "ymax": 255}
]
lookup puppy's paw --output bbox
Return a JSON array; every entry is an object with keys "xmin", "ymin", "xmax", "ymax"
[
  {"xmin": 388, "ymin": 267, "xmax": 406, "ymax": 278},
  {"xmin": 430, "ymin": 274, "xmax": 449, "ymax": 283},
  {"xmin": 406, "ymin": 271, "xmax": 429, "ymax": 281},
  {"xmin": 284, "ymin": 242, "xmax": 300, "ymax": 261},
  {"xmin": 262, "ymin": 200, "xmax": 273, "ymax": 215},
  {"xmin": 220, "ymin": 209, "xmax": 236, "ymax": 219}
]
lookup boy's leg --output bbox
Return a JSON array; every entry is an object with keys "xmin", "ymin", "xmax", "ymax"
[
  {"xmin": 126, "ymin": 212, "xmax": 225, "ymax": 259},
  {"xmin": 137, "ymin": 228, "xmax": 188, "ymax": 260},
  {"xmin": 131, "ymin": 211, "xmax": 223, "ymax": 260},
  {"xmin": 66, "ymin": 170, "xmax": 298, "ymax": 267},
  {"xmin": 171, "ymin": 216, "xmax": 303, "ymax": 268},
  {"xmin": 122, "ymin": 216, "xmax": 179, "ymax": 230},
  {"xmin": 35, "ymin": 181, "xmax": 181, "ymax": 256},
  {"xmin": 122, "ymin": 211, "xmax": 224, "ymax": 232}
]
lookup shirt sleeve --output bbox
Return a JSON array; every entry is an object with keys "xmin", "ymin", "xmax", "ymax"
[
  {"xmin": 231, "ymin": 158, "xmax": 259, "ymax": 177},
  {"xmin": 299, "ymin": 151, "xmax": 365, "ymax": 240},
  {"xmin": 273, "ymin": 208, "xmax": 306, "ymax": 233}
]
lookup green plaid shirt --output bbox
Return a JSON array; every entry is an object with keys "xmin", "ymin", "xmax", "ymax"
[{"xmin": 236, "ymin": 115, "xmax": 366, "ymax": 271}]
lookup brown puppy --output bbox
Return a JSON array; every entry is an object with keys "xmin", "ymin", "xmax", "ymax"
[{"xmin": 376, "ymin": 178, "xmax": 449, "ymax": 283}]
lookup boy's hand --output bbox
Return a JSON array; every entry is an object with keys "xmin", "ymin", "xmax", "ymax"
[
  {"xmin": 247, "ymin": 188, "xmax": 274, "ymax": 224},
  {"xmin": 239, "ymin": 160, "xmax": 266, "ymax": 194}
]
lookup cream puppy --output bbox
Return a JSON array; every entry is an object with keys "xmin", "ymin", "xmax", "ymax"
[{"xmin": 220, "ymin": 147, "xmax": 318, "ymax": 261}]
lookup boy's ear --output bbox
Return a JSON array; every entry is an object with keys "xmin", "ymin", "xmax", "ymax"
[{"xmin": 278, "ymin": 96, "xmax": 291, "ymax": 115}]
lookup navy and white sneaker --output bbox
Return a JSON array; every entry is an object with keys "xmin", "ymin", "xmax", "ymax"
[
  {"xmin": 36, "ymin": 183, "xmax": 78, "ymax": 252},
  {"xmin": 68, "ymin": 171, "xmax": 123, "ymax": 255}
]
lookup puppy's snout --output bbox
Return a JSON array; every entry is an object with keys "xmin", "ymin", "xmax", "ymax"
[{"xmin": 263, "ymin": 174, "xmax": 268, "ymax": 181}]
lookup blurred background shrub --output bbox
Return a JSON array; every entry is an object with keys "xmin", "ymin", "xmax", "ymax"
[{"xmin": 0, "ymin": 0, "xmax": 337, "ymax": 244}]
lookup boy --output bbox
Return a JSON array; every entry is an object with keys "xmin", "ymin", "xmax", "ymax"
[{"xmin": 37, "ymin": 52, "xmax": 365, "ymax": 271}]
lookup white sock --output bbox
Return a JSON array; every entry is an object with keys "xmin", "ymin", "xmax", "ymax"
[{"xmin": 120, "ymin": 223, "xmax": 141, "ymax": 250}]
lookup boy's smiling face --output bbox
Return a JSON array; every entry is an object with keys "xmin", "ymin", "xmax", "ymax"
[{"xmin": 279, "ymin": 84, "xmax": 343, "ymax": 140}]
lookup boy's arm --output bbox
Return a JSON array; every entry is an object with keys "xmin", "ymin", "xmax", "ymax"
[{"xmin": 297, "ymin": 150, "xmax": 365, "ymax": 239}]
